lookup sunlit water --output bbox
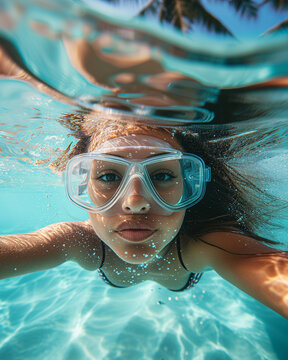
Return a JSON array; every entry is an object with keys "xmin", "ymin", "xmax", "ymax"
[{"xmin": 1, "ymin": 1, "xmax": 288, "ymax": 359}]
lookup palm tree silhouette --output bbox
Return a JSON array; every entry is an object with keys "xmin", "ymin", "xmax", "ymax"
[
  {"xmin": 139, "ymin": 0, "xmax": 233, "ymax": 35},
  {"xmin": 106, "ymin": 0, "xmax": 288, "ymax": 36}
]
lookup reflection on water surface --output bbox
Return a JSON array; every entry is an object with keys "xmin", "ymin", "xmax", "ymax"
[{"xmin": 1, "ymin": 0, "xmax": 288, "ymax": 127}]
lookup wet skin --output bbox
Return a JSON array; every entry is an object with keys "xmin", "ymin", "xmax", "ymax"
[{"xmin": 88, "ymin": 137, "xmax": 186, "ymax": 265}]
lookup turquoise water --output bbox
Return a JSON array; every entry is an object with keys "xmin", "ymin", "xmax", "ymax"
[
  {"xmin": 0, "ymin": 187, "xmax": 287, "ymax": 360},
  {"xmin": 1, "ymin": 0, "xmax": 288, "ymax": 359}
]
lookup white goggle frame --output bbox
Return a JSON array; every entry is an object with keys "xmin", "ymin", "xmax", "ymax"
[{"xmin": 65, "ymin": 146, "xmax": 211, "ymax": 214}]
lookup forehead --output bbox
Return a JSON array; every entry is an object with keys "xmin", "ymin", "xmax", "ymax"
[{"xmin": 93, "ymin": 135, "xmax": 179, "ymax": 159}]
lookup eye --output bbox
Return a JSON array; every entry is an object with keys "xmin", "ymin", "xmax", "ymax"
[
  {"xmin": 151, "ymin": 172, "xmax": 176, "ymax": 182},
  {"xmin": 97, "ymin": 173, "xmax": 121, "ymax": 183}
]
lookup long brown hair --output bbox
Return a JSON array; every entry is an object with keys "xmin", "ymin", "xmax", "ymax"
[
  {"xmin": 52, "ymin": 110, "xmax": 288, "ymax": 246},
  {"xmin": 173, "ymin": 127, "xmax": 288, "ymax": 245}
]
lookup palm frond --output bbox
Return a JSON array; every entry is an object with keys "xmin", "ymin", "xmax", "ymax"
[
  {"xmin": 138, "ymin": 0, "xmax": 161, "ymax": 16},
  {"xmin": 159, "ymin": 0, "xmax": 190, "ymax": 32},
  {"xmin": 263, "ymin": 18, "xmax": 288, "ymax": 34},
  {"xmin": 184, "ymin": 0, "xmax": 234, "ymax": 35},
  {"xmin": 259, "ymin": 0, "xmax": 288, "ymax": 10},
  {"xmin": 157, "ymin": 0, "xmax": 233, "ymax": 35},
  {"xmin": 212, "ymin": 0, "xmax": 258, "ymax": 19}
]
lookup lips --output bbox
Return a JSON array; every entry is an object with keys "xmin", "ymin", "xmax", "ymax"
[{"xmin": 115, "ymin": 221, "xmax": 156, "ymax": 242}]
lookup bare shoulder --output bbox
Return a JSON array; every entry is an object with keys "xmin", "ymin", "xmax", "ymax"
[
  {"xmin": 180, "ymin": 230, "xmax": 282, "ymax": 273},
  {"xmin": 39, "ymin": 220, "xmax": 102, "ymax": 270},
  {"xmin": 37, "ymin": 220, "xmax": 97, "ymax": 242},
  {"xmin": 62, "ymin": 220, "xmax": 103, "ymax": 269}
]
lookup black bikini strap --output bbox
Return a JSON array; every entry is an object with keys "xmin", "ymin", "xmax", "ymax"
[
  {"xmin": 176, "ymin": 235, "xmax": 189, "ymax": 271},
  {"xmin": 99, "ymin": 241, "xmax": 105, "ymax": 269}
]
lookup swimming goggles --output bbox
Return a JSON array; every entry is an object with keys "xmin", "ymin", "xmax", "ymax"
[{"xmin": 65, "ymin": 146, "xmax": 211, "ymax": 215}]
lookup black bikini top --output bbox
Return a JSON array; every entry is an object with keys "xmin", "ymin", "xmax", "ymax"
[{"xmin": 97, "ymin": 237, "xmax": 202, "ymax": 291}]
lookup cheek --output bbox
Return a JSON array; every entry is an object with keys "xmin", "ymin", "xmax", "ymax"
[
  {"xmin": 89, "ymin": 213, "xmax": 113, "ymax": 240},
  {"xmin": 163, "ymin": 210, "xmax": 185, "ymax": 227},
  {"xmin": 158, "ymin": 211, "xmax": 185, "ymax": 239}
]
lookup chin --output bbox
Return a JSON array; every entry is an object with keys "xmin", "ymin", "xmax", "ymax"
[
  {"xmin": 119, "ymin": 251, "xmax": 158, "ymax": 265},
  {"xmin": 123, "ymin": 259, "xmax": 147, "ymax": 265}
]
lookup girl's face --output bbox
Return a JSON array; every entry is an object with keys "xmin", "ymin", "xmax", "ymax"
[{"xmin": 88, "ymin": 135, "xmax": 186, "ymax": 264}]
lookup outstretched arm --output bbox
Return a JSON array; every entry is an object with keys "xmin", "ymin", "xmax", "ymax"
[
  {"xmin": 183, "ymin": 232, "xmax": 288, "ymax": 319},
  {"xmin": 0, "ymin": 221, "xmax": 102, "ymax": 279}
]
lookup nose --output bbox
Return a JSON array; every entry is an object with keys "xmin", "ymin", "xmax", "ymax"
[
  {"xmin": 121, "ymin": 177, "xmax": 151, "ymax": 214},
  {"xmin": 122, "ymin": 195, "xmax": 151, "ymax": 214}
]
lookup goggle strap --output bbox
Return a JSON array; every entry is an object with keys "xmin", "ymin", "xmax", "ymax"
[{"xmin": 205, "ymin": 167, "xmax": 211, "ymax": 182}]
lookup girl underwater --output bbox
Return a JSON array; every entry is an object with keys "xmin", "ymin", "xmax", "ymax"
[{"xmin": 0, "ymin": 117, "xmax": 287, "ymax": 319}]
